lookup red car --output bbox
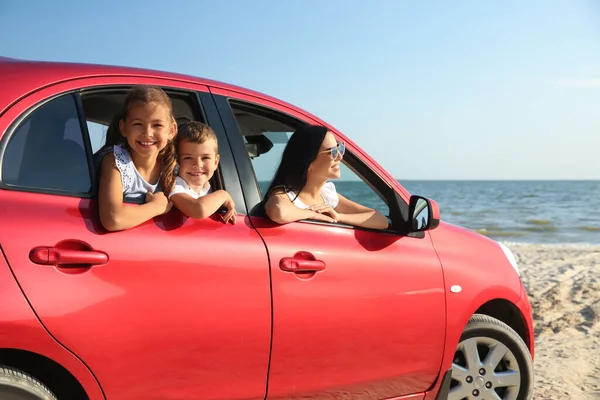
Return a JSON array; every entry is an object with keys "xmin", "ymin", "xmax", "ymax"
[{"xmin": 0, "ymin": 57, "xmax": 534, "ymax": 400}]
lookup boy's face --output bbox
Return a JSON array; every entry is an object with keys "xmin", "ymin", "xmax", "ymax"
[{"xmin": 178, "ymin": 139, "xmax": 219, "ymax": 192}]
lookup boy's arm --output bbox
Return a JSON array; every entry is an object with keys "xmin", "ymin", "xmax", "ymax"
[
  {"xmin": 170, "ymin": 189, "xmax": 232, "ymax": 220},
  {"xmin": 98, "ymin": 153, "xmax": 169, "ymax": 231}
]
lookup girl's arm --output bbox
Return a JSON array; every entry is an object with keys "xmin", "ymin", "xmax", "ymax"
[
  {"xmin": 170, "ymin": 189, "xmax": 236, "ymax": 224},
  {"xmin": 333, "ymin": 193, "xmax": 389, "ymax": 230},
  {"xmin": 265, "ymin": 191, "xmax": 336, "ymax": 224},
  {"xmin": 98, "ymin": 153, "xmax": 171, "ymax": 232}
]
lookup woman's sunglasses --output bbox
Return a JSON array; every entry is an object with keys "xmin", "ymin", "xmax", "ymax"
[{"xmin": 319, "ymin": 142, "xmax": 345, "ymax": 159}]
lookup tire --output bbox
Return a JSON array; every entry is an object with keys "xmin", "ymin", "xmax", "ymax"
[
  {"xmin": 0, "ymin": 366, "xmax": 58, "ymax": 400},
  {"xmin": 447, "ymin": 314, "xmax": 534, "ymax": 400}
]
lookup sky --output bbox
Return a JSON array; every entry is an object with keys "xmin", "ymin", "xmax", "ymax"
[{"xmin": 1, "ymin": 0, "xmax": 599, "ymax": 180}]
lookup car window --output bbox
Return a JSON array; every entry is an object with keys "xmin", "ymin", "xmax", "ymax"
[
  {"xmin": 87, "ymin": 121, "xmax": 108, "ymax": 153},
  {"xmin": 335, "ymin": 164, "xmax": 389, "ymax": 216},
  {"xmin": 250, "ymin": 131, "xmax": 293, "ymax": 195},
  {"xmin": 228, "ymin": 100, "xmax": 391, "ymax": 219},
  {"xmin": 1, "ymin": 94, "xmax": 91, "ymax": 194}
]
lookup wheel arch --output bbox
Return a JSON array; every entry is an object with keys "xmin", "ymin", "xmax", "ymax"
[
  {"xmin": 0, "ymin": 348, "xmax": 89, "ymax": 400},
  {"xmin": 475, "ymin": 298, "xmax": 531, "ymax": 352}
]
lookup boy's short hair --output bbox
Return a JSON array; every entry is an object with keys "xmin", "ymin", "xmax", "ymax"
[{"xmin": 176, "ymin": 121, "xmax": 218, "ymax": 152}]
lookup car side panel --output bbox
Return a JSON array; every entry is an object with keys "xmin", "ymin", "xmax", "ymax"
[
  {"xmin": 0, "ymin": 191, "xmax": 272, "ymax": 400},
  {"xmin": 0, "ymin": 245, "xmax": 104, "ymax": 400},
  {"xmin": 422, "ymin": 222, "xmax": 531, "ymax": 399},
  {"xmin": 255, "ymin": 218, "xmax": 446, "ymax": 398}
]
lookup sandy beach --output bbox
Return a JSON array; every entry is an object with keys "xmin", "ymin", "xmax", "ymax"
[{"xmin": 507, "ymin": 243, "xmax": 600, "ymax": 400}]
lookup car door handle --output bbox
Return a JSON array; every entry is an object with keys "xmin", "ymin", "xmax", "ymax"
[
  {"xmin": 280, "ymin": 257, "xmax": 326, "ymax": 272},
  {"xmin": 29, "ymin": 247, "xmax": 108, "ymax": 267}
]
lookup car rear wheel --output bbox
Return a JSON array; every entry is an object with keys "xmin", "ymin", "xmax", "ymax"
[
  {"xmin": 0, "ymin": 366, "xmax": 57, "ymax": 400},
  {"xmin": 448, "ymin": 314, "xmax": 533, "ymax": 400}
]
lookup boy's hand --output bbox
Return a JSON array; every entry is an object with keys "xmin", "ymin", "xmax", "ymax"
[
  {"xmin": 221, "ymin": 195, "xmax": 236, "ymax": 225},
  {"xmin": 146, "ymin": 192, "xmax": 173, "ymax": 215}
]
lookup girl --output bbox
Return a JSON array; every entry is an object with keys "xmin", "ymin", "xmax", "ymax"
[
  {"xmin": 97, "ymin": 85, "xmax": 177, "ymax": 231},
  {"xmin": 264, "ymin": 124, "xmax": 389, "ymax": 229},
  {"xmin": 168, "ymin": 121, "xmax": 236, "ymax": 224}
]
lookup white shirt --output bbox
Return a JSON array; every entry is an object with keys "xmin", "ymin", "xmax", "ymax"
[
  {"xmin": 113, "ymin": 144, "xmax": 159, "ymax": 198},
  {"xmin": 286, "ymin": 181, "xmax": 340, "ymax": 209},
  {"xmin": 169, "ymin": 176, "xmax": 212, "ymax": 199}
]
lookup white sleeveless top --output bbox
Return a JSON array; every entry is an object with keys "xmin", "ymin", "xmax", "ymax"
[
  {"xmin": 168, "ymin": 176, "xmax": 212, "ymax": 199},
  {"xmin": 113, "ymin": 144, "xmax": 159, "ymax": 198},
  {"xmin": 286, "ymin": 182, "xmax": 340, "ymax": 209}
]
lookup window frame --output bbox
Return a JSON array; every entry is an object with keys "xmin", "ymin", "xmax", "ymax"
[{"xmin": 211, "ymin": 91, "xmax": 409, "ymax": 234}]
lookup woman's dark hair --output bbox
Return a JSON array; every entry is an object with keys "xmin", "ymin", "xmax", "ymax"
[{"xmin": 265, "ymin": 124, "xmax": 328, "ymax": 199}]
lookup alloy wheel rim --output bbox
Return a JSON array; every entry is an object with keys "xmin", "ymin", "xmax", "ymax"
[{"xmin": 449, "ymin": 336, "xmax": 521, "ymax": 400}]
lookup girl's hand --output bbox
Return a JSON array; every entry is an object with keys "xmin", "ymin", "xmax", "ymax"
[
  {"xmin": 220, "ymin": 195, "xmax": 237, "ymax": 225},
  {"xmin": 146, "ymin": 192, "xmax": 173, "ymax": 215},
  {"xmin": 309, "ymin": 204, "xmax": 339, "ymax": 223}
]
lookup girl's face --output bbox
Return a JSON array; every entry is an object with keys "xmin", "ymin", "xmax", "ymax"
[
  {"xmin": 119, "ymin": 102, "xmax": 176, "ymax": 158},
  {"xmin": 308, "ymin": 131, "xmax": 344, "ymax": 181},
  {"xmin": 177, "ymin": 139, "xmax": 220, "ymax": 193}
]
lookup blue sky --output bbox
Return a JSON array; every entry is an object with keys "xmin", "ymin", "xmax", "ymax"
[{"xmin": 1, "ymin": 0, "xmax": 599, "ymax": 179}]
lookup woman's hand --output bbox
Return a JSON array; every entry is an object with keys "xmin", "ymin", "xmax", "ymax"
[
  {"xmin": 307, "ymin": 210, "xmax": 337, "ymax": 223},
  {"xmin": 146, "ymin": 191, "xmax": 173, "ymax": 215},
  {"xmin": 309, "ymin": 203, "xmax": 339, "ymax": 223},
  {"xmin": 265, "ymin": 192, "xmax": 337, "ymax": 225}
]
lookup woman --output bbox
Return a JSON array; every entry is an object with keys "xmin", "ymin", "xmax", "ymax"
[{"xmin": 264, "ymin": 124, "xmax": 389, "ymax": 229}]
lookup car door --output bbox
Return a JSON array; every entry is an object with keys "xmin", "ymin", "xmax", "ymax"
[
  {"xmin": 0, "ymin": 78, "xmax": 271, "ymax": 400},
  {"xmin": 211, "ymin": 87, "xmax": 447, "ymax": 399}
]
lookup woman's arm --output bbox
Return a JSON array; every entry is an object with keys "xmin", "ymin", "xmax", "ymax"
[
  {"xmin": 170, "ymin": 189, "xmax": 236, "ymax": 224},
  {"xmin": 265, "ymin": 191, "xmax": 336, "ymax": 224},
  {"xmin": 98, "ymin": 153, "xmax": 171, "ymax": 232},
  {"xmin": 333, "ymin": 193, "xmax": 389, "ymax": 230}
]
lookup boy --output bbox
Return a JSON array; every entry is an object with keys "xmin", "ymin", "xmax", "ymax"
[{"xmin": 169, "ymin": 121, "xmax": 236, "ymax": 224}]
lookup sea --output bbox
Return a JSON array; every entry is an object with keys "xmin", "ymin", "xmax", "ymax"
[{"xmin": 260, "ymin": 180, "xmax": 600, "ymax": 245}]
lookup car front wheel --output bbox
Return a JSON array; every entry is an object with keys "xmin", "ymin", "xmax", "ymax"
[
  {"xmin": 448, "ymin": 314, "xmax": 534, "ymax": 400},
  {"xmin": 0, "ymin": 366, "xmax": 57, "ymax": 400}
]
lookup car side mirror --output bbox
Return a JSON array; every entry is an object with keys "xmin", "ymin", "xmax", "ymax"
[{"xmin": 408, "ymin": 195, "xmax": 440, "ymax": 232}]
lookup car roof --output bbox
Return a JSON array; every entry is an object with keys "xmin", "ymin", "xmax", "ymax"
[{"xmin": 0, "ymin": 57, "xmax": 299, "ymax": 117}]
